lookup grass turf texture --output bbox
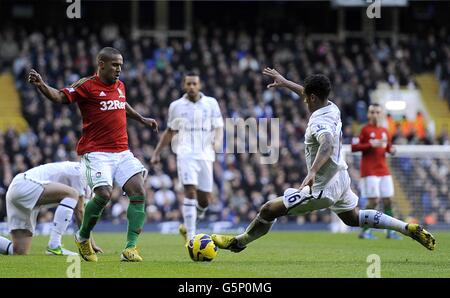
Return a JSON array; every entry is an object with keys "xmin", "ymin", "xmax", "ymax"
[{"xmin": 0, "ymin": 231, "xmax": 449, "ymax": 278}]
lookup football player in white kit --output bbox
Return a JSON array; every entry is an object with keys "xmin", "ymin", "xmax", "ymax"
[
  {"xmin": 0, "ymin": 161, "xmax": 102, "ymax": 256},
  {"xmin": 151, "ymin": 72, "xmax": 224, "ymax": 242},
  {"xmin": 212, "ymin": 68, "xmax": 435, "ymax": 252}
]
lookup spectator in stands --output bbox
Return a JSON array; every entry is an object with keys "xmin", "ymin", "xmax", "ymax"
[
  {"xmin": 386, "ymin": 113, "xmax": 397, "ymax": 138},
  {"xmin": 400, "ymin": 115, "xmax": 414, "ymax": 141},
  {"xmin": 0, "ymin": 24, "xmax": 449, "ymax": 226},
  {"xmin": 414, "ymin": 111, "xmax": 427, "ymax": 141}
]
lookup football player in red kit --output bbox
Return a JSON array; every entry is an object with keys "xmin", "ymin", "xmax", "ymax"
[
  {"xmin": 352, "ymin": 103, "xmax": 401, "ymax": 240},
  {"xmin": 28, "ymin": 47, "xmax": 158, "ymax": 261}
]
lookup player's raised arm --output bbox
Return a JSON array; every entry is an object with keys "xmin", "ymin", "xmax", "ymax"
[
  {"xmin": 262, "ymin": 67, "xmax": 305, "ymax": 97},
  {"xmin": 27, "ymin": 69, "xmax": 69, "ymax": 104},
  {"xmin": 125, "ymin": 102, "xmax": 158, "ymax": 132},
  {"xmin": 300, "ymin": 132, "xmax": 334, "ymax": 190}
]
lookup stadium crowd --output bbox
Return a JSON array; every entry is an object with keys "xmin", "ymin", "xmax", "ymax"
[{"xmin": 0, "ymin": 24, "xmax": 449, "ymax": 225}]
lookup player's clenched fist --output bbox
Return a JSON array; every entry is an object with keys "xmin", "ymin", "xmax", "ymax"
[
  {"xmin": 141, "ymin": 117, "xmax": 159, "ymax": 132},
  {"xmin": 28, "ymin": 69, "xmax": 44, "ymax": 86}
]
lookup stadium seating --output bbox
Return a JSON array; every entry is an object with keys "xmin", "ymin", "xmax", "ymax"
[{"xmin": 0, "ymin": 24, "xmax": 449, "ymax": 225}]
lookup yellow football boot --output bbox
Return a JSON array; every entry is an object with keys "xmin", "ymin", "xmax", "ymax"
[
  {"xmin": 121, "ymin": 246, "xmax": 143, "ymax": 262},
  {"xmin": 179, "ymin": 223, "xmax": 188, "ymax": 244},
  {"xmin": 407, "ymin": 224, "xmax": 436, "ymax": 250},
  {"xmin": 211, "ymin": 234, "xmax": 246, "ymax": 253},
  {"xmin": 74, "ymin": 236, "xmax": 98, "ymax": 262}
]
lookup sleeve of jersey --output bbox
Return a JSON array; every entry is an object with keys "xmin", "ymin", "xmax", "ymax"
[
  {"xmin": 60, "ymin": 84, "xmax": 88, "ymax": 103},
  {"xmin": 351, "ymin": 128, "xmax": 371, "ymax": 152},
  {"xmin": 167, "ymin": 102, "xmax": 178, "ymax": 130},
  {"xmin": 311, "ymin": 122, "xmax": 333, "ymax": 140},
  {"xmin": 212, "ymin": 99, "xmax": 224, "ymax": 128}
]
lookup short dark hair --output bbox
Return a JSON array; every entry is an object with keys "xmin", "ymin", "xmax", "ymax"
[
  {"xmin": 183, "ymin": 72, "xmax": 201, "ymax": 83},
  {"xmin": 184, "ymin": 71, "xmax": 200, "ymax": 78},
  {"xmin": 369, "ymin": 103, "xmax": 381, "ymax": 108},
  {"xmin": 97, "ymin": 47, "xmax": 122, "ymax": 63},
  {"xmin": 304, "ymin": 74, "xmax": 331, "ymax": 101}
]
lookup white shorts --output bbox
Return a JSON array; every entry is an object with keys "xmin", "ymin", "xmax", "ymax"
[
  {"xmin": 81, "ymin": 150, "xmax": 147, "ymax": 190},
  {"xmin": 360, "ymin": 175, "xmax": 394, "ymax": 198},
  {"xmin": 177, "ymin": 158, "xmax": 213, "ymax": 192},
  {"xmin": 6, "ymin": 173, "xmax": 48, "ymax": 233},
  {"xmin": 283, "ymin": 170, "xmax": 359, "ymax": 215}
]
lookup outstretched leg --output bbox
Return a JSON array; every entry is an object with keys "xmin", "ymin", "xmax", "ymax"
[
  {"xmin": 359, "ymin": 197, "xmax": 379, "ymax": 239},
  {"xmin": 213, "ymin": 186, "xmax": 333, "ymax": 252},
  {"xmin": 338, "ymin": 208, "xmax": 435, "ymax": 250},
  {"xmin": 382, "ymin": 197, "xmax": 402, "ymax": 239},
  {"xmin": 213, "ymin": 196, "xmax": 286, "ymax": 252}
]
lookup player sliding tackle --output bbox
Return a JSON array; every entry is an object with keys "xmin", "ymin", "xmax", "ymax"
[{"xmin": 212, "ymin": 68, "xmax": 436, "ymax": 252}]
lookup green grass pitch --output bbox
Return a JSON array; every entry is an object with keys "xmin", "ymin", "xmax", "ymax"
[{"xmin": 1, "ymin": 231, "xmax": 449, "ymax": 278}]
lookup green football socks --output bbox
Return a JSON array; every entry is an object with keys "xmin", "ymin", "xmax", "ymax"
[
  {"xmin": 126, "ymin": 196, "xmax": 146, "ymax": 249},
  {"xmin": 79, "ymin": 195, "xmax": 109, "ymax": 239}
]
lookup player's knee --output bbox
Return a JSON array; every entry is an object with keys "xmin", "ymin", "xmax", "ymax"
[
  {"xmin": 64, "ymin": 188, "xmax": 79, "ymax": 201},
  {"xmin": 343, "ymin": 217, "xmax": 358, "ymax": 227},
  {"xmin": 184, "ymin": 186, "xmax": 197, "ymax": 199},
  {"xmin": 197, "ymin": 192, "xmax": 210, "ymax": 208},
  {"xmin": 338, "ymin": 212, "xmax": 359, "ymax": 227},
  {"xmin": 260, "ymin": 201, "xmax": 278, "ymax": 221},
  {"xmin": 197, "ymin": 199, "xmax": 209, "ymax": 209},
  {"xmin": 122, "ymin": 172, "xmax": 147, "ymax": 195},
  {"xmin": 95, "ymin": 186, "xmax": 113, "ymax": 200},
  {"xmin": 123, "ymin": 177, "xmax": 145, "ymax": 197},
  {"xmin": 126, "ymin": 185, "xmax": 145, "ymax": 197},
  {"xmin": 13, "ymin": 246, "xmax": 28, "ymax": 255}
]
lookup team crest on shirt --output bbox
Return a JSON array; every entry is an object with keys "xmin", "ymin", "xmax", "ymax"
[
  {"xmin": 117, "ymin": 88, "xmax": 125, "ymax": 99},
  {"xmin": 316, "ymin": 124, "xmax": 326, "ymax": 132}
]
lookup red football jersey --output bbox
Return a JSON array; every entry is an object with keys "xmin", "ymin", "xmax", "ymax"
[
  {"xmin": 351, "ymin": 124, "xmax": 392, "ymax": 177},
  {"xmin": 60, "ymin": 75, "xmax": 128, "ymax": 155}
]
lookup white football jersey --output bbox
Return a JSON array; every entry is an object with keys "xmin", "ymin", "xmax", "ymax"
[
  {"xmin": 25, "ymin": 161, "xmax": 90, "ymax": 198},
  {"xmin": 304, "ymin": 101, "xmax": 348, "ymax": 190},
  {"xmin": 167, "ymin": 93, "xmax": 224, "ymax": 161}
]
